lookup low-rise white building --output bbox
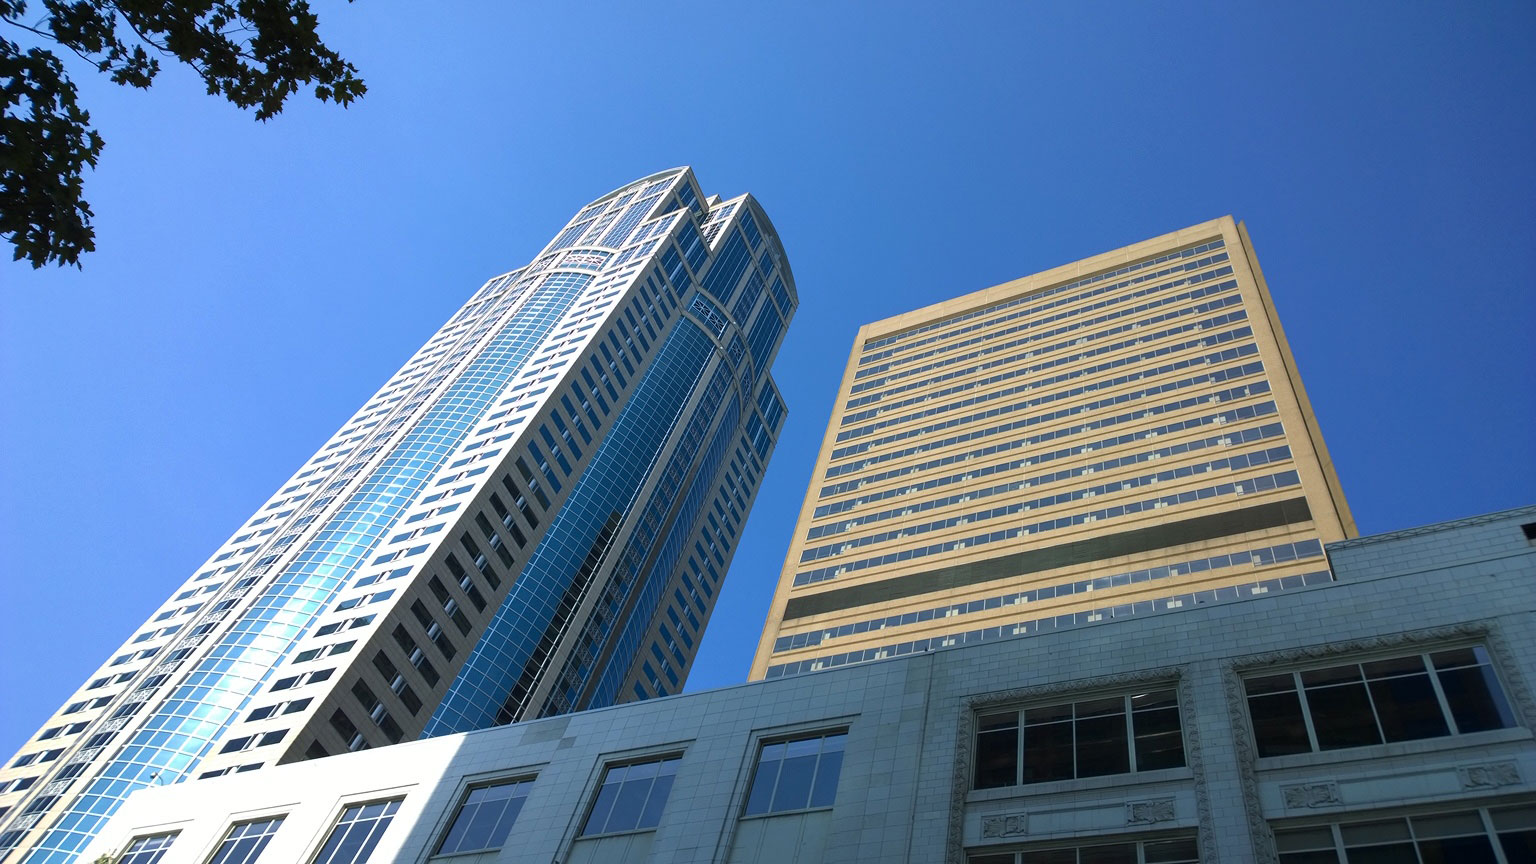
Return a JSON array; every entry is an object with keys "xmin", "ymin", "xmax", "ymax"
[{"xmin": 79, "ymin": 505, "xmax": 1536, "ymax": 863}]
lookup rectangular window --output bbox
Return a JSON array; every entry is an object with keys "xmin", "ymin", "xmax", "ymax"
[
  {"xmin": 311, "ymin": 799, "xmax": 402, "ymax": 864},
  {"xmin": 974, "ymin": 689, "xmax": 1184, "ymax": 789},
  {"xmin": 969, "ymin": 836, "xmax": 1198, "ymax": 864},
  {"xmin": 1243, "ymin": 646, "xmax": 1515, "ymax": 758},
  {"xmin": 435, "ymin": 778, "xmax": 535, "ymax": 855},
  {"xmin": 207, "ymin": 816, "xmax": 284, "ymax": 864},
  {"xmin": 743, "ymin": 731, "xmax": 846, "ymax": 816},
  {"xmin": 116, "ymin": 832, "xmax": 178, "ymax": 864},
  {"xmin": 1274, "ymin": 803, "xmax": 1535, "ymax": 863},
  {"xmin": 581, "ymin": 755, "xmax": 681, "ymax": 836}
]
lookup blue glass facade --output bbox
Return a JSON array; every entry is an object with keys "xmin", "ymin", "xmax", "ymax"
[
  {"xmin": 427, "ymin": 189, "xmax": 797, "ymax": 732},
  {"xmin": 6, "ymin": 168, "xmax": 797, "ymax": 863}
]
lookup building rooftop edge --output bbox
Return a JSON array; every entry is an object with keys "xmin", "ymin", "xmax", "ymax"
[
  {"xmin": 860, "ymin": 215, "xmax": 1237, "ymax": 342},
  {"xmin": 1325, "ymin": 503, "xmax": 1536, "ymax": 551}
]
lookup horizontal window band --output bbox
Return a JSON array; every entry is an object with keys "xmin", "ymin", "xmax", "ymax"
[{"xmin": 780, "ymin": 497, "xmax": 1313, "ymax": 621}]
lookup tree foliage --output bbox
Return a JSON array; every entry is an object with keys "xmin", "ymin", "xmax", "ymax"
[{"xmin": 1, "ymin": 0, "xmax": 364, "ymax": 268}]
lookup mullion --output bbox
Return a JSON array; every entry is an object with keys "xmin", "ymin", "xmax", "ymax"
[
  {"xmin": 1352, "ymin": 661, "xmax": 1391, "ymax": 746},
  {"xmin": 1290, "ymin": 671, "xmax": 1323, "ymax": 752},
  {"xmin": 1422, "ymin": 650, "xmax": 1464, "ymax": 735}
]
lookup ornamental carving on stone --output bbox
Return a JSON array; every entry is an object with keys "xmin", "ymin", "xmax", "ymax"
[
  {"xmin": 1126, "ymin": 798, "xmax": 1176, "ymax": 825},
  {"xmin": 1220, "ymin": 620, "xmax": 1528, "ymax": 864},
  {"xmin": 981, "ymin": 814, "xmax": 1029, "ymax": 838},
  {"xmin": 1459, "ymin": 761, "xmax": 1521, "ymax": 790},
  {"xmin": 1281, "ymin": 782, "xmax": 1341, "ymax": 809}
]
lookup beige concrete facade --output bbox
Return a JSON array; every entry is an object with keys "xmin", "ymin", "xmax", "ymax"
[{"xmin": 751, "ymin": 217, "xmax": 1355, "ymax": 680}]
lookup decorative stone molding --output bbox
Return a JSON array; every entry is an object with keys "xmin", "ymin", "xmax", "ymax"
[
  {"xmin": 981, "ymin": 813, "xmax": 1029, "ymax": 838},
  {"xmin": 945, "ymin": 666, "xmax": 1186, "ymax": 864},
  {"xmin": 1177, "ymin": 671, "xmax": 1216, "ymax": 859},
  {"xmin": 1458, "ymin": 761, "xmax": 1521, "ymax": 790},
  {"xmin": 1280, "ymin": 782, "xmax": 1341, "ymax": 809},
  {"xmin": 1220, "ymin": 620, "xmax": 1531, "ymax": 864},
  {"xmin": 1126, "ymin": 798, "xmax": 1176, "ymax": 825}
]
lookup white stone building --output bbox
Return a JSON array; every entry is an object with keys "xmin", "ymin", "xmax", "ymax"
[{"xmin": 78, "ymin": 505, "xmax": 1536, "ymax": 863}]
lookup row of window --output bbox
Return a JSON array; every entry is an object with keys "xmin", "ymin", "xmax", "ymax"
[
  {"xmin": 109, "ymin": 730, "xmax": 848, "ymax": 864},
  {"xmin": 800, "ymin": 442, "xmax": 1293, "ymax": 556},
  {"xmin": 822, "ymin": 380, "xmax": 1274, "ymax": 484},
  {"xmin": 1274, "ymin": 804, "xmax": 1535, "ymax": 863},
  {"xmin": 836, "ymin": 327, "xmax": 1257, "ymax": 442},
  {"xmin": 830, "ymin": 342, "xmax": 1257, "ymax": 462},
  {"xmin": 971, "ymin": 645, "xmax": 1516, "ymax": 793},
  {"xmin": 859, "ymin": 237, "xmax": 1225, "ymax": 356},
  {"xmin": 850, "ymin": 302, "xmax": 1245, "ymax": 416},
  {"xmin": 774, "ymin": 538, "xmax": 1324, "ymax": 655},
  {"xmin": 854, "ymin": 263, "xmax": 1237, "ymax": 386},
  {"xmin": 811, "ymin": 414, "xmax": 1280, "ymax": 525},
  {"xmin": 970, "ymin": 836, "xmax": 1199, "ymax": 864},
  {"xmin": 842, "ymin": 313, "xmax": 1253, "ymax": 433},
  {"xmin": 794, "ymin": 464, "xmax": 1301, "ymax": 587},
  {"xmin": 763, "ymin": 568, "xmax": 1334, "ymax": 679}
]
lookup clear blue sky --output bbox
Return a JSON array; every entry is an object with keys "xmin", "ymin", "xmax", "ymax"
[{"xmin": 2, "ymin": 2, "xmax": 1533, "ymax": 756}]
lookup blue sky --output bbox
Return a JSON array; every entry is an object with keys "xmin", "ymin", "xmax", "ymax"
[{"xmin": 2, "ymin": 2, "xmax": 1533, "ymax": 755}]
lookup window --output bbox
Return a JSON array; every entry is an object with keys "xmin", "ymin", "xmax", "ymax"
[
  {"xmin": 581, "ymin": 755, "xmax": 681, "ymax": 836},
  {"xmin": 206, "ymin": 816, "xmax": 284, "ymax": 864},
  {"xmin": 1274, "ymin": 803, "xmax": 1535, "ymax": 863},
  {"xmin": 435, "ymin": 778, "xmax": 535, "ymax": 855},
  {"xmin": 970, "ymin": 836, "xmax": 1198, "ymax": 863},
  {"xmin": 975, "ymin": 689, "xmax": 1184, "ymax": 789},
  {"xmin": 1244, "ymin": 646, "xmax": 1516, "ymax": 757},
  {"xmin": 311, "ymin": 799, "xmax": 402, "ymax": 864},
  {"xmin": 116, "ymin": 832, "xmax": 178, "ymax": 864},
  {"xmin": 743, "ymin": 731, "xmax": 846, "ymax": 816}
]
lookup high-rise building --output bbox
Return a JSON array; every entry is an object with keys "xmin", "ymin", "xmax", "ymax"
[
  {"xmin": 752, "ymin": 216, "xmax": 1350, "ymax": 681},
  {"xmin": 0, "ymin": 167, "xmax": 797, "ymax": 863}
]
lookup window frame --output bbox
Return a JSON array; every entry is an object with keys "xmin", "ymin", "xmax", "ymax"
[
  {"xmin": 202, "ymin": 813, "xmax": 286, "ymax": 864},
  {"xmin": 971, "ymin": 684, "xmax": 1188, "ymax": 791},
  {"xmin": 1272, "ymin": 802, "xmax": 1536, "ymax": 862},
  {"xmin": 740, "ymin": 728, "xmax": 849, "ymax": 818},
  {"xmin": 306, "ymin": 795, "xmax": 405, "ymax": 864},
  {"xmin": 967, "ymin": 832, "xmax": 1200, "ymax": 864},
  {"xmin": 576, "ymin": 752, "xmax": 684, "ymax": 839},
  {"xmin": 114, "ymin": 831, "xmax": 179, "ymax": 864},
  {"xmin": 431, "ymin": 774, "xmax": 538, "ymax": 857},
  {"xmin": 1240, "ymin": 642, "xmax": 1519, "ymax": 759}
]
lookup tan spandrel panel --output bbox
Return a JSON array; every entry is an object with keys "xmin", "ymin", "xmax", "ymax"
[
  {"xmin": 755, "ymin": 230, "xmax": 1247, "ymax": 679},
  {"xmin": 766, "ymin": 556, "xmax": 1333, "ymax": 666},
  {"xmin": 860, "ymin": 218, "xmax": 1232, "ymax": 345},
  {"xmin": 752, "ymin": 218, "xmax": 1352, "ymax": 681},
  {"xmin": 789, "ymin": 458, "xmax": 1314, "ymax": 599},
  {"xmin": 753, "ymin": 225, "xmax": 1243, "ymax": 676}
]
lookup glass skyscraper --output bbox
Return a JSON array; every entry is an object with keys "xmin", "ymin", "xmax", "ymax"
[
  {"xmin": 752, "ymin": 217, "xmax": 1351, "ymax": 681},
  {"xmin": 0, "ymin": 168, "xmax": 796, "ymax": 863}
]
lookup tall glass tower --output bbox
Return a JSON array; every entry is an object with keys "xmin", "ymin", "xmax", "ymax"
[{"xmin": 0, "ymin": 168, "xmax": 796, "ymax": 863}]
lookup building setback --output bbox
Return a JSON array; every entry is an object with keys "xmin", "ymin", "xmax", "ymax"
[
  {"xmin": 752, "ymin": 217, "xmax": 1353, "ymax": 681},
  {"xmin": 0, "ymin": 168, "xmax": 798, "ymax": 863},
  {"xmin": 71, "ymin": 506, "xmax": 1536, "ymax": 863}
]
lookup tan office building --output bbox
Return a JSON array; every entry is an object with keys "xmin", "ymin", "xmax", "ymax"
[{"xmin": 751, "ymin": 217, "xmax": 1354, "ymax": 680}]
